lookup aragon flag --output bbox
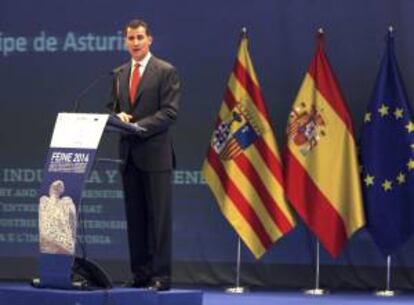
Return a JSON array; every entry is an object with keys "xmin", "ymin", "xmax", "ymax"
[
  {"xmin": 283, "ymin": 30, "xmax": 365, "ymax": 258},
  {"xmin": 202, "ymin": 31, "xmax": 296, "ymax": 258},
  {"xmin": 360, "ymin": 30, "xmax": 414, "ymax": 255}
]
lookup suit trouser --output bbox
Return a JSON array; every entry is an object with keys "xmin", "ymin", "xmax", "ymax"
[{"xmin": 121, "ymin": 160, "xmax": 172, "ymax": 282}]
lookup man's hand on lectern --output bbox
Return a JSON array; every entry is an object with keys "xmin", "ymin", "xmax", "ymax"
[{"xmin": 117, "ymin": 112, "xmax": 133, "ymax": 123}]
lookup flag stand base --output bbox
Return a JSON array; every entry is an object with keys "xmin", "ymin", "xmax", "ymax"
[
  {"xmin": 225, "ymin": 286, "xmax": 247, "ymax": 294},
  {"xmin": 375, "ymin": 290, "xmax": 395, "ymax": 297},
  {"xmin": 305, "ymin": 240, "xmax": 327, "ymax": 296},
  {"xmin": 304, "ymin": 288, "xmax": 327, "ymax": 295},
  {"xmin": 226, "ymin": 238, "xmax": 247, "ymax": 294},
  {"xmin": 374, "ymin": 256, "xmax": 395, "ymax": 297}
]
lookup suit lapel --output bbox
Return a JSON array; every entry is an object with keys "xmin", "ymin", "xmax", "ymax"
[
  {"xmin": 135, "ymin": 56, "xmax": 156, "ymax": 103},
  {"xmin": 122, "ymin": 56, "xmax": 157, "ymax": 111}
]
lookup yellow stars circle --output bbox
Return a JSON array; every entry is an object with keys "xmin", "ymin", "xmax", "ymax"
[
  {"xmin": 394, "ymin": 108, "xmax": 404, "ymax": 119},
  {"xmin": 378, "ymin": 104, "xmax": 389, "ymax": 117},
  {"xmin": 381, "ymin": 180, "xmax": 393, "ymax": 191},
  {"xmin": 405, "ymin": 121, "xmax": 414, "ymax": 133},
  {"xmin": 396, "ymin": 172, "xmax": 406, "ymax": 184},
  {"xmin": 364, "ymin": 112, "xmax": 372, "ymax": 123},
  {"xmin": 364, "ymin": 174, "xmax": 375, "ymax": 187},
  {"xmin": 408, "ymin": 158, "xmax": 414, "ymax": 171}
]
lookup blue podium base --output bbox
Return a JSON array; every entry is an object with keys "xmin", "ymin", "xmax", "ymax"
[{"xmin": 0, "ymin": 283, "xmax": 203, "ymax": 305}]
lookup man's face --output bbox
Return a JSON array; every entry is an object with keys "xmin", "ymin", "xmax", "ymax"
[{"xmin": 125, "ymin": 26, "xmax": 152, "ymax": 61}]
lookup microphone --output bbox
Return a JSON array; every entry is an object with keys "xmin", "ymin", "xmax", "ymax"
[
  {"xmin": 111, "ymin": 66, "xmax": 124, "ymax": 75},
  {"xmin": 71, "ymin": 68, "xmax": 122, "ymax": 113},
  {"xmin": 111, "ymin": 66, "xmax": 124, "ymax": 113}
]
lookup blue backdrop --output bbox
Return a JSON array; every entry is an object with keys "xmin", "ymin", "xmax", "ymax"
[{"xmin": 1, "ymin": 0, "xmax": 414, "ymax": 288}]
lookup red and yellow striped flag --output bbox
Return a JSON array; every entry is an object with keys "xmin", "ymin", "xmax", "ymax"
[
  {"xmin": 284, "ymin": 31, "xmax": 365, "ymax": 258},
  {"xmin": 202, "ymin": 32, "xmax": 296, "ymax": 258}
]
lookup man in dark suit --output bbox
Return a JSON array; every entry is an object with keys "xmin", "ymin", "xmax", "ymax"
[{"xmin": 108, "ymin": 19, "xmax": 180, "ymax": 291}]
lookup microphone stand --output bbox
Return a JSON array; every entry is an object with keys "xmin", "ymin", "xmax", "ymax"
[
  {"xmin": 111, "ymin": 67, "xmax": 123, "ymax": 114},
  {"xmin": 71, "ymin": 67, "xmax": 123, "ymax": 113},
  {"xmin": 71, "ymin": 73, "xmax": 111, "ymax": 112}
]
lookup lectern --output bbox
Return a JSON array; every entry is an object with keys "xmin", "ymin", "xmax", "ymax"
[{"xmin": 35, "ymin": 113, "xmax": 141, "ymax": 289}]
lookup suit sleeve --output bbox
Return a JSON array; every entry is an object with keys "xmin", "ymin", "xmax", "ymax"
[{"xmin": 135, "ymin": 66, "xmax": 180, "ymax": 138}]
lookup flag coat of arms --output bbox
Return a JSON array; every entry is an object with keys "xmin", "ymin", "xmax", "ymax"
[
  {"xmin": 284, "ymin": 31, "xmax": 365, "ymax": 258},
  {"xmin": 202, "ymin": 31, "xmax": 296, "ymax": 258},
  {"xmin": 360, "ymin": 31, "xmax": 414, "ymax": 255}
]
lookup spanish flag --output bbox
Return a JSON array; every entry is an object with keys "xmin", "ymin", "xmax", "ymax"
[
  {"xmin": 284, "ymin": 31, "xmax": 365, "ymax": 258},
  {"xmin": 202, "ymin": 31, "xmax": 295, "ymax": 258}
]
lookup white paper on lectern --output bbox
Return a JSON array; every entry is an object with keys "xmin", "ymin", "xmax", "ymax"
[{"xmin": 50, "ymin": 113, "xmax": 109, "ymax": 149}]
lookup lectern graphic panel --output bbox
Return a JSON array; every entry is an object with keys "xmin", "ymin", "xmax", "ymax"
[{"xmin": 37, "ymin": 113, "xmax": 109, "ymax": 289}]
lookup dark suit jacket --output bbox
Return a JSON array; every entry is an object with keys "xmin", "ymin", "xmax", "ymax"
[{"xmin": 109, "ymin": 55, "xmax": 180, "ymax": 171}]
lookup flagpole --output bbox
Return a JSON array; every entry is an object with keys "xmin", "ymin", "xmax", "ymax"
[
  {"xmin": 226, "ymin": 237, "xmax": 247, "ymax": 293},
  {"xmin": 225, "ymin": 29, "xmax": 248, "ymax": 294},
  {"xmin": 304, "ymin": 239, "xmax": 327, "ymax": 295},
  {"xmin": 303, "ymin": 28, "xmax": 327, "ymax": 296},
  {"xmin": 380, "ymin": 27, "xmax": 395, "ymax": 297},
  {"xmin": 308, "ymin": 28, "xmax": 324, "ymax": 296},
  {"xmin": 375, "ymin": 255, "xmax": 395, "ymax": 297}
]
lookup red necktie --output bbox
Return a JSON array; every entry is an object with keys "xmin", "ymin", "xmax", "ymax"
[{"xmin": 129, "ymin": 63, "xmax": 140, "ymax": 106}]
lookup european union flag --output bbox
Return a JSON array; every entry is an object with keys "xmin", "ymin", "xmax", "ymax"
[{"xmin": 360, "ymin": 31, "xmax": 414, "ymax": 255}]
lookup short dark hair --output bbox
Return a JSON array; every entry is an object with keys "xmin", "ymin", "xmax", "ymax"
[{"xmin": 123, "ymin": 19, "xmax": 152, "ymax": 37}]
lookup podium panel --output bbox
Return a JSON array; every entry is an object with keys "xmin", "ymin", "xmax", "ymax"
[{"xmin": 37, "ymin": 113, "xmax": 109, "ymax": 289}]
